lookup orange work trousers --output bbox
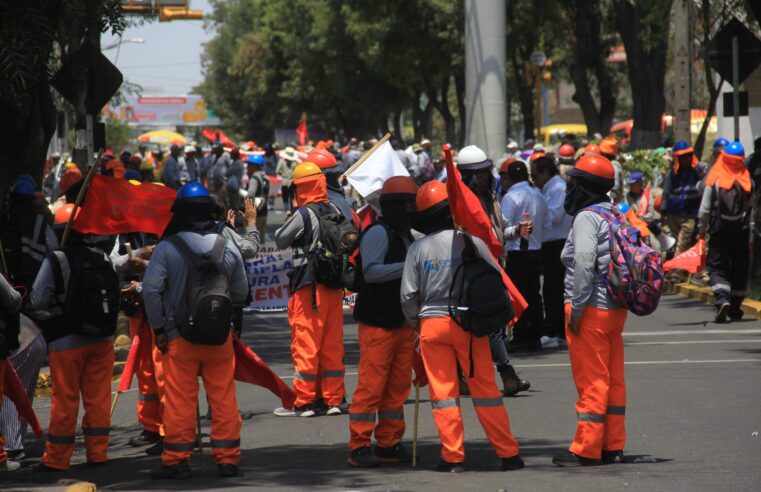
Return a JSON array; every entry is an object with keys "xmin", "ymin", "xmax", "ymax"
[
  {"xmin": 129, "ymin": 313, "xmax": 165, "ymax": 435},
  {"xmin": 42, "ymin": 341, "xmax": 114, "ymax": 470},
  {"xmin": 0, "ymin": 360, "xmax": 6, "ymax": 465},
  {"xmin": 419, "ymin": 317, "xmax": 520, "ymax": 463},
  {"xmin": 349, "ymin": 324, "xmax": 413, "ymax": 451},
  {"xmin": 162, "ymin": 333, "xmax": 241, "ymax": 466},
  {"xmin": 565, "ymin": 304, "xmax": 628, "ymax": 459},
  {"xmin": 288, "ymin": 285, "xmax": 345, "ymax": 407}
]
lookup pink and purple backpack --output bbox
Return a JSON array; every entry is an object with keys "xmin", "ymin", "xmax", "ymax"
[{"xmin": 585, "ymin": 205, "xmax": 664, "ymax": 316}]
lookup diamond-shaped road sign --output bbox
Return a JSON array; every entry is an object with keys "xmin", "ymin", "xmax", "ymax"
[
  {"xmin": 706, "ymin": 17, "xmax": 761, "ymax": 85},
  {"xmin": 51, "ymin": 39, "xmax": 123, "ymax": 113}
]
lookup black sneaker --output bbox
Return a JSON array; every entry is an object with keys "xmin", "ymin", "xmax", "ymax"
[
  {"xmin": 151, "ymin": 460, "xmax": 191, "ymax": 479},
  {"xmin": 375, "ymin": 443, "xmax": 411, "ymax": 463},
  {"xmin": 347, "ymin": 446, "xmax": 380, "ymax": 468},
  {"xmin": 728, "ymin": 307, "xmax": 744, "ymax": 321},
  {"xmin": 217, "ymin": 463, "xmax": 239, "ymax": 477},
  {"xmin": 601, "ymin": 450, "xmax": 624, "ymax": 464},
  {"xmin": 434, "ymin": 459, "xmax": 464, "ymax": 473},
  {"xmin": 129, "ymin": 430, "xmax": 161, "ymax": 447},
  {"xmin": 145, "ymin": 439, "xmax": 164, "ymax": 456},
  {"xmin": 715, "ymin": 303, "xmax": 731, "ymax": 323},
  {"xmin": 552, "ymin": 451, "xmax": 602, "ymax": 467},
  {"xmin": 501, "ymin": 454, "xmax": 525, "ymax": 471},
  {"xmin": 33, "ymin": 463, "xmax": 62, "ymax": 473}
]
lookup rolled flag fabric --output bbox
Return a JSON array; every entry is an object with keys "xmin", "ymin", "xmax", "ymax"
[{"xmin": 663, "ymin": 239, "xmax": 706, "ymax": 274}]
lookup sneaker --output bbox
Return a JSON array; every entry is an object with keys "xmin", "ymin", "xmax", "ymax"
[
  {"xmin": 375, "ymin": 443, "xmax": 411, "ymax": 463},
  {"xmin": 347, "ymin": 446, "xmax": 380, "ymax": 468},
  {"xmin": 129, "ymin": 430, "xmax": 161, "ymax": 447},
  {"xmin": 273, "ymin": 404, "xmax": 316, "ymax": 417},
  {"xmin": 728, "ymin": 307, "xmax": 744, "ymax": 321},
  {"xmin": 434, "ymin": 459, "xmax": 464, "ymax": 473},
  {"xmin": 326, "ymin": 406, "xmax": 343, "ymax": 416},
  {"xmin": 601, "ymin": 450, "xmax": 624, "ymax": 464},
  {"xmin": 313, "ymin": 398, "xmax": 327, "ymax": 416},
  {"xmin": 151, "ymin": 460, "xmax": 192, "ymax": 480},
  {"xmin": 339, "ymin": 397, "xmax": 350, "ymax": 411},
  {"xmin": 540, "ymin": 336, "xmax": 560, "ymax": 349},
  {"xmin": 715, "ymin": 303, "xmax": 731, "ymax": 323},
  {"xmin": 145, "ymin": 439, "xmax": 164, "ymax": 456},
  {"xmin": 0, "ymin": 460, "xmax": 20, "ymax": 472},
  {"xmin": 217, "ymin": 463, "xmax": 239, "ymax": 477},
  {"xmin": 552, "ymin": 451, "xmax": 603, "ymax": 467},
  {"xmin": 34, "ymin": 463, "xmax": 63, "ymax": 472},
  {"xmin": 501, "ymin": 454, "xmax": 525, "ymax": 471},
  {"xmin": 6, "ymin": 450, "xmax": 26, "ymax": 461}
]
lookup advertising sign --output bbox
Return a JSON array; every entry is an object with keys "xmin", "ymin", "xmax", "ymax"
[{"xmin": 103, "ymin": 95, "xmax": 221, "ymax": 127}]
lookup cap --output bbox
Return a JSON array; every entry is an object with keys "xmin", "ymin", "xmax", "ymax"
[
  {"xmin": 248, "ymin": 154, "xmax": 265, "ymax": 166},
  {"xmin": 176, "ymin": 182, "xmax": 210, "ymax": 200},
  {"xmin": 507, "ymin": 141, "xmax": 519, "ymax": 150},
  {"xmin": 626, "ymin": 171, "xmax": 644, "ymax": 184},
  {"xmin": 420, "ymin": 139, "xmax": 432, "ymax": 146},
  {"xmin": 184, "ymin": 145, "xmax": 196, "ymax": 153}
]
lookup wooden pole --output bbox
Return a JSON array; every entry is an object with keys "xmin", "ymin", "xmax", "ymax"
[
  {"xmin": 110, "ymin": 392, "xmax": 120, "ymax": 417},
  {"xmin": 339, "ymin": 133, "xmax": 391, "ymax": 181},
  {"xmin": 412, "ymin": 382, "xmax": 420, "ymax": 467},
  {"xmin": 61, "ymin": 150, "xmax": 102, "ymax": 247}
]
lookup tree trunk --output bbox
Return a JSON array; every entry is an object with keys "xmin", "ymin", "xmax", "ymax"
[
  {"xmin": 694, "ymin": 79, "xmax": 723, "ymax": 160},
  {"xmin": 438, "ymin": 76, "xmax": 456, "ymax": 144},
  {"xmin": 454, "ymin": 71, "xmax": 467, "ymax": 147},
  {"xmin": 392, "ymin": 109, "xmax": 404, "ymax": 143},
  {"xmin": 510, "ymin": 51, "xmax": 535, "ymax": 142},
  {"xmin": 571, "ymin": 64, "xmax": 603, "ymax": 135}
]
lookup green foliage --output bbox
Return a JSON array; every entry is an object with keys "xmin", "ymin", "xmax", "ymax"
[
  {"xmin": 105, "ymin": 116, "xmax": 131, "ymax": 151},
  {"xmin": 621, "ymin": 148, "xmax": 669, "ymax": 181}
]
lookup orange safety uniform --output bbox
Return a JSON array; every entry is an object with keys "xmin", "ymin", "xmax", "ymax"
[
  {"xmin": 129, "ymin": 313, "xmax": 165, "ymax": 435},
  {"xmin": 565, "ymin": 304, "xmax": 628, "ymax": 458}
]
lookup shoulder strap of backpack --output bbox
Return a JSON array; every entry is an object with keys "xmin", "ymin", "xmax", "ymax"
[
  {"xmin": 297, "ymin": 207, "xmax": 314, "ymax": 248},
  {"xmin": 166, "ymin": 235, "xmax": 204, "ymax": 269},
  {"xmin": 210, "ymin": 235, "xmax": 227, "ymax": 266}
]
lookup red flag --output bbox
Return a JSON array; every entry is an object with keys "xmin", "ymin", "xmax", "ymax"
[
  {"xmin": 296, "ymin": 120, "xmax": 308, "ymax": 145},
  {"xmin": 117, "ymin": 325, "xmax": 143, "ymax": 393},
  {"xmin": 73, "ymin": 175, "xmax": 176, "ymax": 236},
  {"xmin": 233, "ymin": 336, "xmax": 296, "ymax": 409},
  {"xmin": 355, "ymin": 204, "xmax": 376, "ymax": 232},
  {"xmin": 3, "ymin": 360, "xmax": 43, "ymax": 438},
  {"xmin": 412, "ymin": 330, "xmax": 428, "ymax": 387},
  {"xmin": 202, "ymin": 128, "xmax": 235, "ymax": 148},
  {"xmin": 663, "ymin": 239, "xmax": 706, "ymax": 274},
  {"xmin": 442, "ymin": 145, "xmax": 528, "ymax": 320}
]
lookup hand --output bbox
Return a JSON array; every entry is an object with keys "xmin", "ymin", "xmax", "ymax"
[
  {"xmin": 137, "ymin": 244, "xmax": 155, "ymax": 260},
  {"xmin": 121, "ymin": 281, "xmax": 140, "ymax": 294},
  {"xmin": 155, "ymin": 333, "xmax": 169, "ymax": 353},
  {"xmin": 244, "ymin": 197, "xmax": 257, "ymax": 226},
  {"xmin": 568, "ymin": 314, "xmax": 581, "ymax": 336},
  {"xmin": 227, "ymin": 209, "xmax": 236, "ymax": 226},
  {"xmin": 127, "ymin": 256, "xmax": 147, "ymax": 273},
  {"xmin": 518, "ymin": 220, "xmax": 534, "ymax": 235}
]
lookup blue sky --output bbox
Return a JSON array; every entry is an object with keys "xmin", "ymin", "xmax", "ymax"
[{"xmin": 101, "ymin": 0, "xmax": 214, "ymax": 95}]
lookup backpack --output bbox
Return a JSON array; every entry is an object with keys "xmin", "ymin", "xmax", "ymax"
[
  {"xmin": 51, "ymin": 247, "xmax": 120, "ymax": 337},
  {"xmin": 713, "ymin": 182, "xmax": 751, "ymax": 233},
  {"xmin": 251, "ymin": 173, "xmax": 270, "ymax": 199},
  {"xmin": 299, "ymin": 203, "xmax": 359, "ymax": 289},
  {"xmin": 167, "ymin": 235, "xmax": 233, "ymax": 345},
  {"xmin": 584, "ymin": 205, "xmax": 663, "ymax": 316}
]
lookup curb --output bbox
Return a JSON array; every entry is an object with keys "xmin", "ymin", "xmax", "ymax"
[{"xmin": 664, "ymin": 280, "xmax": 761, "ymax": 319}]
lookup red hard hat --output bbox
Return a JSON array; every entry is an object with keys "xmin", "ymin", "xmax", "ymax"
[
  {"xmin": 381, "ymin": 176, "xmax": 418, "ymax": 199},
  {"xmin": 54, "ymin": 203, "xmax": 80, "ymax": 225},
  {"xmin": 558, "ymin": 144, "xmax": 575, "ymax": 157},
  {"xmin": 306, "ymin": 149, "xmax": 337, "ymax": 169},
  {"xmin": 416, "ymin": 180, "xmax": 448, "ymax": 212},
  {"xmin": 568, "ymin": 154, "xmax": 615, "ymax": 181},
  {"xmin": 499, "ymin": 157, "xmax": 516, "ymax": 174}
]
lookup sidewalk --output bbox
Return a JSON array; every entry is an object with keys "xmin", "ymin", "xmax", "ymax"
[{"xmin": 665, "ymin": 280, "xmax": 761, "ymax": 319}]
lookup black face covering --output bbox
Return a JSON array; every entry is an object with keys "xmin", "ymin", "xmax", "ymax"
[
  {"xmin": 564, "ymin": 180, "xmax": 611, "ymax": 216},
  {"xmin": 163, "ymin": 201, "xmax": 216, "ymax": 236},
  {"xmin": 324, "ymin": 171, "xmax": 343, "ymax": 193},
  {"xmin": 413, "ymin": 204, "xmax": 454, "ymax": 235}
]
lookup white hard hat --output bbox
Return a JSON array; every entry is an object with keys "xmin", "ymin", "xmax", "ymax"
[
  {"xmin": 456, "ymin": 145, "xmax": 492, "ymax": 170},
  {"xmin": 533, "ymin": 143, "xmax": 546, "ymax": 152}
]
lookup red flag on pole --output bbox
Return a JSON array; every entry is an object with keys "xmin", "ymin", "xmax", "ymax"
[
  {"xmin": 663, "ymin": 239, "xmax": 706, "ymax": 274},
  {"xmin": 3, "ymin": 360, "xmax": 43, "ymax": 438},
  {"xmin": 202, "ymin": 128, "xmax": 235, "ymax": 148},
  {"xmin": 442, "ymin": 145, "xmax": 528, "ymax": 320},
  {"xmin": 233, "ymin": 336, "xmax": 296, "ymax": 409},
  {"xmin": 296, "ymin": 120, "xmax": 308, "ymax": 145},
  {"xmin": 73, "ymin": 175, "xmax": 176, "ymax": 236},
  {"xmin": 117, "ymin": 325, "xmax": 143, "ymax": 393}
]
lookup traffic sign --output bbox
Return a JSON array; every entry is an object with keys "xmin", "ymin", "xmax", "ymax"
[
  {"xmin": 530, "ymin": 51, "xmax": 547, "ymax": 67},
  {"xmin": 51, "ymin": 39, "xmax": 123, "ymax": 113},
  {"xmin": 706, "ymin": 17, "xmax": 761, "ymax": 85}
]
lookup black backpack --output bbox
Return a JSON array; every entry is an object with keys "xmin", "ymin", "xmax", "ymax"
[
  {"xmin": 251, "ymin": 172, "xmax": 270, "ymax": 199},
  {"xmin": 167, "ymin": 235, "xmax": 232, "ymax": 345},
  {"xmin": 299, "ymin": 203, "xmax": 358, "ymax": 289},
  {"xmin": 51, "ymin": 247, "xmax": 120, "ymax": 338},
  {"xmin": 713, "ymin": 182, "xmax": 751, "ymax": 233}
]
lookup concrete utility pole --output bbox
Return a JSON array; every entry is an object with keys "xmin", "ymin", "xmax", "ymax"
[
  {"xmin": 465, "ymin": 0, "xmax": 506, "ymax": 160},
  {"xmin": 673, "ymin": 0, "xmax": 692, "ymax": 144}
]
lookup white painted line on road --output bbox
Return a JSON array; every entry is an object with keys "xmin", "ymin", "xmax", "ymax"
[
  {"xmin": 515, "ymin": 359, "xmax": 761, "ymax": 369},
  {"xmin": 625, "ymin": 339, "xmax": 761, "ymax": 346},
  {"xmin": 625, "ymin": 329, "xmax": 761, "ymax": 336}
]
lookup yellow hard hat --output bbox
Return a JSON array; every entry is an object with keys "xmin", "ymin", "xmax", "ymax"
[
  {"xmin": 64, "ymin": 162, "xmax": 77, "ymax": 170},
  {"xmin": 139, "ymin": 160, "xmax": 154, "ymax": 171},
  {"xmin": 129, "ymin": 179, "xmax": 142, "ymax": 186},
  {"xmin": 291, "ymin": 161, "xmax": 321, "ymax": 182}
]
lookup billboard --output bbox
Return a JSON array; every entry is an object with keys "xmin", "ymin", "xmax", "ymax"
[{"xmin": 103, "ymin": 95, "xmax": 220, "ymax": 127}]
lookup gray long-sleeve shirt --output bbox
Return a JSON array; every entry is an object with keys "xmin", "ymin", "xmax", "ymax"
[
  {"xmin": 361, "ymin": 225, "xmax": 410, "ymax": 283},
  {"xmin": 142, "ymin": 232, "xmax": 248, "ymax": 340},
  {"xmin": 400, "ymin": 229, "xmax": 499, "ymax": 321},
  {"xmin": 221, "ymin": 225, "xmax": 260, "ymax": 260},
  {"xmin": 560, "ymin": 203, "xmax": 615, "ymax": 318}
]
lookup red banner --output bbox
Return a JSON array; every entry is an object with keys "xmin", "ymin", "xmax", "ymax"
[
  {"xmin": 202, "ymin": 128, "xmax": 235, "ymax": 148},
  {"xmin": 3, "ymin": 360, "xmax": 42, "ymax": 438},
  {"xmin": 233, "ymin": 336, "xmax": 296, "ymax": 409},
  {"xmin": 663, "ymin": 239, "xmax": 706, "ymax": 274},
  {"xmin": 73, "ymin": 175, "xmax": 176, "ymax": 236}
]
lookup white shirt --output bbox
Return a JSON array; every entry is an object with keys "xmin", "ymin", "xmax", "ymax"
[
  {"xmin": 541, "ymin": 174, "xmax": 573, "ymax": 242},
  {"xmin": 500, "ymin": 181, "xmax": 548, "ymax": 252}
]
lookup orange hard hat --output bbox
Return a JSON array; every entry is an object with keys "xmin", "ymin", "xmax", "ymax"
[
  {"xmin": 416, "ymin": 180, "xmax": 448, "ymax": 212},
  {"xmin": 54, "ymin": 203, "xmax": 80, "ymax": 225},
  {"xmin": 558, "ymin": 144, "xmax": 575, "ymax": 158},
  {"xmin": 59, "ymin": 169, "xmax": 83, "ymax": 194},
  {"xmin": 499, "ymin": 157, "xmax": 516, "ymax": 174},
  {"xmin": 599, "ymin": 137, "xmax": 618, "ymax": 157},
  {"xmin": 583, "ymin": 143, "xmax": 602, "ymax": 155},
  {"xmin": 306, "ymin": 149, "xmax": 337, "ymax": 170},
  {"xmin": 381, "ymin": 176, "xmax": 418, "ymax": 200},
  {"xmin": 530, "ymin": 151, "xmax": 546, "ymax": 162},
  {"xmin": 568, "ymin": 154, "xmax": 615, "ymax": 181}
]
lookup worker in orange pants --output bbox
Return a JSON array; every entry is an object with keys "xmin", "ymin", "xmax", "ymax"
[{"xmin": 128, "ymin": 313, "xmax": 164, "ymax": 447}]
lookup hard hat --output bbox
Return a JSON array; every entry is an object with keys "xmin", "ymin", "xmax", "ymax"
[
  {"xmin": 247, "ymin": 154, "xmax": 265, "ymax": 166},
  {"xmin": 724, "ymin": 141, "xmax": 745, "ymax": 157},
  {"xmin": 558, "ymin": 144, "xmax": 575, "ymax": 158},
  {"xmin": 176, "ymin": 182, "xmax": 210, "ymax": 200},
  {"xmin": 306, "ymin": 149, "xmax": 337, "ymax": 170},
  {"xmin": 567, "ymin": 154, "xmax": 615, "ymax": 181},
  {"xmin": 380, "ymin": 176, "xmax": 418, "ymax": 201},
  {"xmin": 617, "ymin": 202, "xmax": 631, "ymax": 214},
  {"xmin": 530, "ymin": 151, "xmax": 546, "ymax": 162},
  {"xmin": 457, "ymin": 145, "xmax": 492, "ymax": 170},
  {"xmin": 583, "ymin": 144, "xmax": 602, "ymax": 155},
  {"xmin": 139, "ymin": 160, "xmax": 154, "ymax": 171},
  {"xmin": 64, "ymin": 162, "xmax": 77, "ymax": 170},
  {"xmin": 713, "ymin": 137, "xmax": 729, "ymax": 149},
  {"xmin": 291, "ymin": 162, "xmax": 322, "ymax": 182},
  {"xmin": 59, "ymin": 169, "xmax": 83, "ymax": 194},
  {"xmin": 11, "ymin": 179, "xmax": 35, "ymax": 196},
  {"xmin": 507, "ymin": 141, "xmax": 519, "ymax": 150},
  {"xmin": 153, "ymin": 182, "xmax": 166, "ymax": 187},
  {"xmin": 54, "ymin": 203, "xmax": 80, "ymax": 225},
  {"xmin": 499, "ymin": 157, "xmax": 517, "ymax": 174},
  {"xmin": 129, "ymin": 179, "xmax": 142, "ymax": 186},
  {"xmin": 672, "ymin": 140, "xmax": 693, "ymax": 156},
  {"xmin": 184, "ymin": 145, "xmax": 196, "ymax": 154},
  {"xmin": 599, "ymin": 137, "xmax": 618, "ymax": 157},
  {"xmin": 416, "ymin": 180, "xmax": 448, "ymax": 212}
]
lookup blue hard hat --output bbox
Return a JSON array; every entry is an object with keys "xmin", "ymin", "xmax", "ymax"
[
  {"xmin": 11, "ymin": 179, "xmax": 35, "ymax": 196},
  {"xmin": 617, "ymin": 202, "xmax": 631, "ymax": 214},
  {"xmin": 725, "ymin": 141, "xmax": 745, "ymax": 157},
  {"xmin": 672, "ymin": 140, "xmax": 690, "ymax": 152},
  {"xmin": 713, "ymin": 137, "xmax": 729, "ymax": 148},
  {"xmin": 247, "ymin": 154, "xmax": 265, "ymax": 166},
  {"xmin": 176, "ymin": 182, "xmax": 210, "ymax": 200},
  {"xmin": 124, "ymin": 169, "xmax": 141, "ymax": 182}
]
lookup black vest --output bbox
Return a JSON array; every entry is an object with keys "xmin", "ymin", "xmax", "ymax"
[{"xmin": 353, "ymin": 223, "xmax": 409, "ymax": 329}]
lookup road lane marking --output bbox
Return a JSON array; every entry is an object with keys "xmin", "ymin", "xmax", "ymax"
[
  {"xmin": 625, "ymin": 339, "xmax": 761, "ymax": 346},
  {"xmin": 515, "ymin": 359, "xmax": 761, "ymax": 369},
  {"xmin": 624, "ymin": 329, "xmax": 761, "ymax": 336}
]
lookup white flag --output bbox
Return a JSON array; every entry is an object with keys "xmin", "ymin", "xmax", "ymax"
[{"xmin": 346, "ymin": 141, "xmax": 409, "ymax": 198}]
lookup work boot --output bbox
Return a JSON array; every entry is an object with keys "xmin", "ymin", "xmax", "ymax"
[
  {"xmin": 728, "ymin": 307, "xmax": 744, "ymax": 321},
  {"xmin": 715, "ymin": 303, "xmax": 731, "ymax": 323},
  {"xmin": 434, "ymin": 459, "xmax": 464, "ymax": 473},
  {"xmin": 501, "ymin": 454, "xmax": 525, "ymax": 471},
  {"xmin": 459, "ymin": 377, "xmax": 470, "ymax": 396},
  {"xmin": 145, "ymin": 439, "xmax": 164, "ymax": 456},
  {"xmin": 375, "ymin": 443, "xmax": 411, "ymax": 463},
  {"xmin": 151, "ymin": 460, "xmax": 192, "ymax": 480},
  {"xmin": 217, "ymin": 464, "xmax": 239, "ymax": 477},
  {"xmin": 0, "ymin": 460, "xmax": 20, "ymax": 472},
  {"xmin": 129, "ymin": 430, "xmax": 161, "ymax": 447},
  {"xmin": 499, "ymin": 365, "xmax": 531, "ymax": 397},
  {"xmin": 347, "ymin": 446, "xmax": 380, "ymax": 467},
  {"xmin": 552, "ymin": 451, "xmax": 603, "ymax": 467},
  {"xmin": 601, "ymin": 450, "xmax": 624, "ymax": 464}
]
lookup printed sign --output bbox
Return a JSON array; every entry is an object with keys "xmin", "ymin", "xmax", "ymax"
[{"xmin": 103, "ymin": 95, "xmax": 221, "ymax": 127}]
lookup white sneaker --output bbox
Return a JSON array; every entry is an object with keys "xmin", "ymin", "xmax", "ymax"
[
  {"xmin": 326, "ymin": 406, "xmax": 343, "ymax": 416},
  {"xmin": 0, "ymin": 460, "xmax": 20, "ymax": 472},
  {"xmin": 273, "ymin": 406, "xmax": 316, "ymax": 417},
  {"xmin": 540, "ymin": 336, "xmax": 560, "ymax": 349}
]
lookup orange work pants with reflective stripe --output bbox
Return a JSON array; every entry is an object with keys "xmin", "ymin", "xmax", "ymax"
[
  {"xmin": 349, "ymin": 324, "xmax": 413, "ymax": 451},
  {"xmin": 565, "ymin": 304, "xmax": 628, "ymax": 459},
  {"xmin": 288, "ymin": 285, "xmax": 345, "ymax": 407},
  {"xmin": 0, "ymin": 360, "xmax": 6, "ymax": 465},
  {"xmin": 129, "ymin": 313, "xmax": 164, "ymax": 435},
  {"xmin": 42, "ymin": 341, "xmax": 114, "ymax": 470},
  {"xmin": 162, "ymin": 333, "xmax": 241, "ymax": 466},
  {"xmin": 419, "ymin": 317, "xmax": 520, "ymax": 463}
]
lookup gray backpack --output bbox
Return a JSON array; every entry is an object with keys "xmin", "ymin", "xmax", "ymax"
[{"xmin": 167, "ymin": 235, "xmax": 233, "ymax": 345}]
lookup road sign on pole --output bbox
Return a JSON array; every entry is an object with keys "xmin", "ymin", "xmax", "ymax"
[{"xmin": 530, "ymin": 51, "xmax": 547, "ymax": 67}]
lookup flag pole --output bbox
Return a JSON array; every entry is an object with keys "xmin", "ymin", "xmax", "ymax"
[
  {"xmin": 412, "ymin": 382, "xmax": 420, "ymax": 467},
  {"xmin": 339, "ymin": 133, "xmax": 391, "ymax": 181},
  {"xmin": 61, "ymin": 150, "xmax": 103, "ymax": 247},
  {"xmin": 110, "ymin": 392, "xmax": 120, "ymax": 417}
]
